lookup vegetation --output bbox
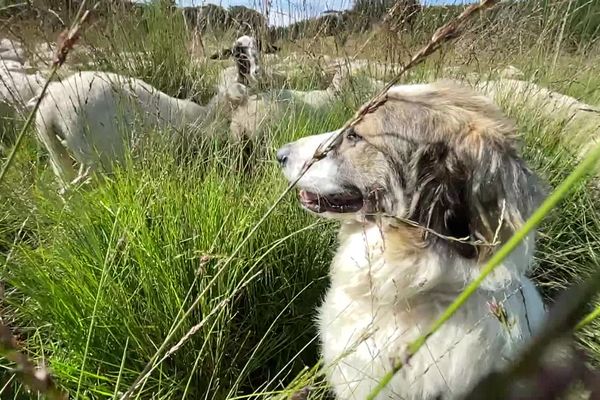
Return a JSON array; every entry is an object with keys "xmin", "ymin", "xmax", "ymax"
[{"xmin": 0, "ymin": 0, "xmax": 599, "ymax": 398}]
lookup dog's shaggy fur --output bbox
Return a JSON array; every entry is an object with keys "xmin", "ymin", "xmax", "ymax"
[{"xmin": 277, "ymin": 81, "xmax": 546, "ymax": 400}]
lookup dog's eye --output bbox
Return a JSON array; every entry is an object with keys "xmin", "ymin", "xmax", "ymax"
[{"xmin": 345, "ymin": 130, "xmax": 362, "ymax": 143}]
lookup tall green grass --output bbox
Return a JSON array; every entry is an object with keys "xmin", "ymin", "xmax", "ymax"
[
  {"xmin": 0, "ymin": 103, "xmax": 348, "ymax": 399},
  {"xmin": 0, "ymin": 60, "xmax": 381, "ymax": 396}
]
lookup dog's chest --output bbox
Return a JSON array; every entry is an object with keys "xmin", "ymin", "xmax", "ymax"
[
  {"xmin": 316, "ymin": 224, "xmax": 505, "ymax": 399},
  {"xmin": 317, "ymin": 225, "xmax": 424, "ymax": 397}
]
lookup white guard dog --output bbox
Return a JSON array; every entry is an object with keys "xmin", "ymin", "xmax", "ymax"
[{"xmin": 277, "ymin": 81, "xmax": 546, "ymax": 400}]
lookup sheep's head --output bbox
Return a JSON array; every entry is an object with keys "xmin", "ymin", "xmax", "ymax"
[
  {"xmin": 231, "ymin": 35, "xmax": 260, "ymax": 86},
  {"xmin": 210, "ymin": 35, "xmax": 280, "ymax": 86}
]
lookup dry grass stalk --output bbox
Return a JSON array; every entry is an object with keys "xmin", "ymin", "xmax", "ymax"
[
  {"xmin": 329, "ymin": 0, "xmax": 499, "ymax": 145},
  {"xmin": 119, "ymin": 270, "xmax": 262, "ymax": 400},
  {"xmin": 0, "ymin": 322, "xmax": 68, "ymax": 400},
  {"xmin": 54, "ymin": 3, "xmax": 97, "ymax": 67},
  {"xmin": 0, "ymin": 3, "xmax": 27, "ymax": 13},
  {"xmin": 380, "ymin": 212, "xmax": 502, "ymax": 247},
  {"xmin": 351, "ymin": 0, "xmax": 420, "ymax": 59},
  {"xmin": 161, "ymin": 280, "xmax": 253, "ymax": 361},
  {"xmin": 0, "ymin": 6, "xmax": 97, "ymax": 394}
]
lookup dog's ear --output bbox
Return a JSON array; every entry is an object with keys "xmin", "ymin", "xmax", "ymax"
[
  {"xmin": 409, "ymin": 142, "xmax": 477, "ymax": 259},
  {"xmin": 466, "ymin": 142, "xmax": 546, "ymax": 255},
  {"xmin": 210, "ymin": 48, "xmax": 232, "ymax": 60},
  {"xmin": 409, "ymin": 139, "xmax": 545, "ymax": 260}
]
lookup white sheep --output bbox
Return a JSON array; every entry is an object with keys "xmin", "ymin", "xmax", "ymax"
[
  {"xmin": 32, "ymin": 70, "xmax": 243, "ymax": 189},
  {"xmin": 1, "ymin": 58, "xmax": 29, "ymax": 73},
  {"xmin": 212, "ymin": 35, "xmax": 292, "ymax": 97},
  {"xmin": 498, "ymin": 65, "xmax": 525, "ymax": 80},
  {"xmin": 474, "ymin": 78, "xmax": 600, "ymax": 158},
  {"xmin": 0, "ymin": 69, "xmax": 44, "ymax": 109},
  {"xmin": 475, "ymin": 78, "xmax": 598, "ymax": 121},
  {"xmin": 214, "ymin": 35, "xmax": 263, "ymax": 94},
  {"xmin": 0, "ymin": 38, "xmax": 26, "ymax": 63},
  {"xmin": 228, "ymin": 65, "xmax": 366, "ymax": 143},
  {"xmin": 0, "ymin": 38, "xmax": 21, "ymax": 51}
]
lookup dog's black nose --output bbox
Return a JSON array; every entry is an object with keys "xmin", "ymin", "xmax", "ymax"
[{"xmin": 276, "ymin": 146, "xmax": 290, "ymax": 167}]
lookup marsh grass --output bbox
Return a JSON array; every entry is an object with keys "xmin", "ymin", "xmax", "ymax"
[{"xmin": 0, "ymin": 0, "xmax": 600, "ymax": 398}]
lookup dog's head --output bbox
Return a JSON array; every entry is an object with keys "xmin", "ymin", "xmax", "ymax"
[{"xmin": 277, "ymin": 81, "xmax": 546, "ymax": 259}]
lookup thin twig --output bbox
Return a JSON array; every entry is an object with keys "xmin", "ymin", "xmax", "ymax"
[
  {"xmin": 376, "ymin": 213, "xmax": 499, "ymax": 247},
  {"xmin": 0, "ymin": 322, "xmax": 68, "ymax": 400},
  {"xmin": 0, "ymin": 3, "xmax": 27, "ymax": 13}
]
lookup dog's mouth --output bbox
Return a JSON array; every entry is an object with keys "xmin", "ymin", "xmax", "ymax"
[{"xmin": 298, "ymin": 190, "xmax": 364, "ymax": 214}]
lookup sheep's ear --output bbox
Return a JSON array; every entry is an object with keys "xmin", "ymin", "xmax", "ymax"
[
  {"xmin": 225, "ymin": 83, "xmax": 249, "ymax": 108},
  {"xmin": 210, "ymin": 48, "xmax": 232, "ymax": 60}
]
